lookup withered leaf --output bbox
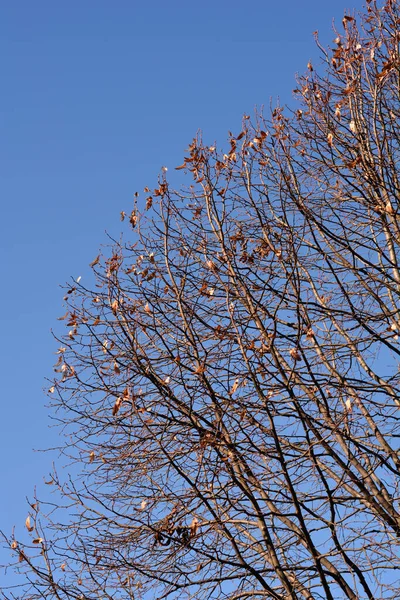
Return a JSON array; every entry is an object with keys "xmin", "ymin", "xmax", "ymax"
[
  {"xmin": 289, "ymin": 348, "xmax": 302, "ymax": 362},
  {"xmin": 112, "ymin": 397, "xmax": 122, "ymax": 416},
  {"xmin": 57, "ymin": 311, "xmax": 69, "ymax": 321},
  {"xmin": 90, "ymin": 255, "xmax": 100, "ymax": 268},
  {"xmin": 25, "ymin": 516, "xmax": 34, "ymax": 532}
]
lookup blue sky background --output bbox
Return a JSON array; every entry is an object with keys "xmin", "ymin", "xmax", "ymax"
[{"xmin": 0, "ymin": 0, "xmax": 364, "ymax": 585}]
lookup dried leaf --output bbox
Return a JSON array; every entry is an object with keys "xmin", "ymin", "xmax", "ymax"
[
  {"xmin": 342, "ymin": 15, "xmax": 355, "ymax": 27},
  {"xmin": 289, "ymin": 348, "xmax": 302, "ymax": 362},
  {"xmin": 89, "ymin": 451, "xmax": 95, "ymax": 463},
  {"xmin": 327, "ymin": 132, "xmax": 334, "ymax": 147},
  {"xmin": 190, "ymin": 517, "xmax": 199, "ymax": 537},
  {"xmin": 11, "ymin": 541, "xmax": 18, "ymax": 549},
  {"xmin": 230, "ymin": 379, "xmax": 240, "ymax": 395},
  {"xmin": 349, "ymin": 120, "xmax": 357, "ymax": 133},
  {"xmin": 130, "ymin": 211, "xmax": 138, "ymax": 228},
  {"xmin": 90, "ymin": 255, "xmax": 100, "ymax": 268},
  {"xmin": 120, "ymin": 211, "xmax": 126, "ymax": 221},
  {"xmin": 32, "ymin": 538, "xmax": 44, "ymax": 544},
  {"xmin": 385, "ymin": 201, "xmax": 394, "ymax": 214},
  {"xmin": 25, "ymin": 516, "xmax": 34, "ymax": 532},
  {"xmin": 112, "ymin": 397, "xmax": 122, "ymax": 416}
]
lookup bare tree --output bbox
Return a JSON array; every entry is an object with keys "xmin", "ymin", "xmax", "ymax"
[{"xmin": 3, "ymin": 1, "xmax": 400, "ymax": 599}]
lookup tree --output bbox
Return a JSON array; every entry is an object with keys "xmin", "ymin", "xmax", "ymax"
[{"xmin": 3, "ymin": 1, "xmax": 400, "ymax": 599}]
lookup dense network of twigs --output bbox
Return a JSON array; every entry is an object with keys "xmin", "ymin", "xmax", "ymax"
[{"xmin": 3, "ymin": 1, "xmax": 400, "ymax": 599}]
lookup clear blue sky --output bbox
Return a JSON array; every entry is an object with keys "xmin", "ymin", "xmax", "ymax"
[{"xmin": 0, "ymin": 0, "xmax": 363, "ymax": 583}]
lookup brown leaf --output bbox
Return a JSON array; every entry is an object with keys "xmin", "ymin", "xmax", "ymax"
[
  {"xmin": 90, "ymin": 255, "xmax": 100, "ymax": 268},
  {"xmin": 229, "ymin": 379, "xmax": 240, "ymax": 395},
  {"xmin": 89, "ymin": 451, "xmax": 95, "ymax": 463},
  {"xmin": 385, "ymin": 201, "xmax": 394, "ymax": 214},
  {"xmin": 190, "ymin": 517, "xmax": 199, "ymax": 537},
  {"xmin": 112, "ymin": 397, "xmax": 122, "ymax": 416},
  {"xmin": 57, "ymin": 311, "xmax": 69, "ymax": 321},
  {"xmin": 120, "ymin": 211, "xmax": 126, "ymax": 221},
  {"xmin": 111, "ymin": 299, "xmax": 119, "ymax": 314},
  {"xmin": 11, "ymin": 541, "xmax": 18, "ymax": 549},
  {"xmin": 175, "ymin": 163, "xmax": 186, "ymax": 170},
  {"xmin": 289, "ymin": 348, "xmax": 302, "ymax": 362},
  {"xmin": 342, "ymin": 15, "xmax": 355, "ymax": 27},
  {"xmin": 32, "ymin": 538, "xmax": 44, "ymax": 544},
  {"xmin": 25, "ymin": 516, "xmax": 34, "ymax": 532},
  {"xmin": 130, "ymin": 211, "xmax": 138, "ymax": 228}
]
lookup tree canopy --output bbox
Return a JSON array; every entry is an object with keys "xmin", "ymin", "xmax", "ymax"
[{"xmin": 3, "ymin": 1, "xmax": 400, "ymax": 599}]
